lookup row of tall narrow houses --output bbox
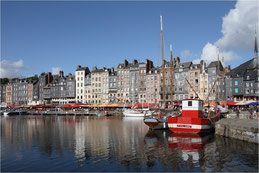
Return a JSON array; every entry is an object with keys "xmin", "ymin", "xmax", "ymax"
[{"xmin": 0, "ymin": 32, "xmax": 257, "ymax": 105}]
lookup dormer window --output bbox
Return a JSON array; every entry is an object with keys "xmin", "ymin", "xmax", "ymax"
[{"xmin": 247, "ymin": 76, "xmax": 250, "ymax": 80}]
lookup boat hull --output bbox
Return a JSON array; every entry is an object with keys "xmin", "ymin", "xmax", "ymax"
[
  {"xmin": 144, "ymin": 118, "xmax": 168, "ymax": 130},
  {"xmin": 168, "ymin": 111, "xmax": 220, "ymax": 134},
  {"xmin": 123, "ymin": 110, "xmax": 152, "ymax": 117}
]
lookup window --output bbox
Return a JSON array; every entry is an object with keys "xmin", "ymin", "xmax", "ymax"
[
  {"xmin": 235, "ymin": 88, "xmax": 238, "ymax": 93},
  {"xmin": 188, "ymin": 101, "xmax": 192, "ymax": 106},
  {"xmin": 235, "ymin": 81, "xmax": 238, "ymax": 86}
]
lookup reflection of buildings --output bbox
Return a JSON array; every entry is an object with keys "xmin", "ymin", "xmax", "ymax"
[{"xmin": 1, "ymin": 117, "xmax": 258, "ymax": 172}]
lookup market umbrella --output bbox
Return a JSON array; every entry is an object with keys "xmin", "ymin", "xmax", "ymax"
[{"xmin": 246, "ymin": 102, "xmax": 259, "ymax": 106}]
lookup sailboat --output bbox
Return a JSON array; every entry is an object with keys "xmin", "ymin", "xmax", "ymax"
[{"xmin": 143, "ymin": 15, "xmax": 177, "ymax": 129}]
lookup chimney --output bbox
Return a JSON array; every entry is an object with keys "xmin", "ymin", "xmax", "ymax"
[
  {"xmin": 176, "ymin": 57, "xmax": 180, "ymax": 66},
  {"xmin": 124, "ymin": 59, "xmax": 128, "ymax": 67},
  {"xmin": 148, "ymin": 60, "xmax": 153, "ymax": 72},
  {"xmin": 111, "ymin": 67, "xmax": 114, "ymax": 72},
  {"xmin": 59, "ymin": 70, "xmax": 64, "ymax": 78},
  {"xmin": 77, "ymin": 65, "xmax": 81, "ymax": 69},
  {"xmin": 47, "ymin": 72, "xmax": 52, "ymax": 84},
  {"xmin": 92, "ymin": 66, "xmax": 97, "ymax": 71},
  {"xmin": 133, "ymin": 59, "xmax": 138, "ymax": 65},
  {"xmin": 227, "ymin": 65, "xmax": 231, "ymax": 72}
]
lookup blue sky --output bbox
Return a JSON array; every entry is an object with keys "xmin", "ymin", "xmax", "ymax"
[{"xmin": 1, "ymin": 1, "xmax": 257, "ymax": 78}]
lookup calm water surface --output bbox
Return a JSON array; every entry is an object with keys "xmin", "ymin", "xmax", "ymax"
[{"xmin": 1, "ymin": 115, "xmax": 258, "ymax": 172}]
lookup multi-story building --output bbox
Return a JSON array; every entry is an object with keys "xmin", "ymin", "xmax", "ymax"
[
  {"xmin": 129, "ymin": 60, "xmax": 139, "ymax": 103},
  {"xmin": 85, "ymin": 73, "xmax": 92, "ymax": 104},
  {"xmin": 188, "ymin": 63, "xmax": 201, "ymax": 99},
  {"xmin": 75, "ymin": 65, "xmax": 90, "ymax": 103},
  {"xmin": 0, "ymin": 85, "xmax": 6, "ymax": 105},
  {"xmin": 108, "ymin": 68, "xmax": 117, "ymax": 103},
  {"xmin": 12, "ymin": 79, "xmax": 29, "ymax": 105},
  {"xmin": 39, "ymin": 72, "xmax": 52, "ymax": 104},
  {"xmin": 226, "ymin": 57, "xmax": 258, "ymax": 102},
  {"xmin": 42, "ymin": 71, "xmax": 76, "ymax": 104},
  {"xmin": 139, "ymin": 59, "xmax": 154, "ymax": 104},
  {"xmin": 27, "ymin": 82, "xmax": 34, "ymax": 105},
  {"xmin": 91, "ymin": 67, "xmax": 109, "ymax": 104},
  {"xmin": 199, "ymin": 68, "xmax": 209, "ymax": 102},
  {"xmin": 117, "ymin": 60, "xmax": 130, "ymax": 103},
  {"xmin": 207, "ymin": 60, "xmax": 224, "ymax": 102},
  {"xmin": 173, "ymin": 58, "xmax": 192, "ymax": 102},
  {"xmin": 146, "ymin": 67, "xmax": 160, "ymax": 103},
  {"xmin": 5, "ymin": 84, "xmax": 12, "ymax": 105}
]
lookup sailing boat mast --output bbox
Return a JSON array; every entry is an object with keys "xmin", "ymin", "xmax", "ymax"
[
  {"xmin": 160, "ymin": 15, "xmax": 166, "ymax": 107},
  {"xmin": 202, "ymin": 60, "xmax": 205, "ymax": 109},
  {"xmin": 170, "ymin": 44, "xmax": 173, "ymax": 106}
]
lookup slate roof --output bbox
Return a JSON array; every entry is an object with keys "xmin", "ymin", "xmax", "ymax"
[
  {"xmin": 208, "ymin": 61, "xmax": 224, "ymax": 71},
  {"xmin": 75, "ymin": 67, "xmax": 90, "ymax": 72},
  {"xmin": 227, "ymin": 58, "xmax": 258, "ymax": 78}
]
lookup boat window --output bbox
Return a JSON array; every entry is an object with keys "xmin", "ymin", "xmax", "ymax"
[{"xmin": 188, "ymin": 101, "xmax": 192, "ymax": 106}]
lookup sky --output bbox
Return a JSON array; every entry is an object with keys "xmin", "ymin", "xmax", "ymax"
[{"xmin": 1, "ymin": 0, "xmax": 258, "ymax": 78}]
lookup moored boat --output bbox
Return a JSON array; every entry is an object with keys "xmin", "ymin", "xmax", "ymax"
[
  {"xmin": 168, "ymin": 99, "xmax": 221, "ymax": 134},
  {"xmin": 3, "ymin": 111, "xmax": 27, "ymax": 116},
  {"xmin": 123, "ymin": 108, "xmax": 152, "ymax": 117}
]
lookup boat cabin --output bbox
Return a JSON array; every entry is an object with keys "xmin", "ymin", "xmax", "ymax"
[{"xmin": 182, "ymin": 99, "xmax": 203, "ymax": 118}]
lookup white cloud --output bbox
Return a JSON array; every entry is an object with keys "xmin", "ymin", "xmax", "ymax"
[
  {"xmin": 180, "ymin": 50, "xmax": 193, "ymax": 59},
  {"xmin": 192, "ymin": 59, "xmax": 200, "ymax": 64},
  {"xmin": 200, "ymin": 0, "xmax": 258, "ymax": 64},
  {"xmin": 0, "ymin": 59, "xmax": 25, "ymax": 78},
  {"xmin": 52, "ymin": 67, "xmax": 62, "ymax": 75}
]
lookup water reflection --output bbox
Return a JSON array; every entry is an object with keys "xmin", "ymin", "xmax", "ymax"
[{"xmin": 1, "ymin": 116, "xmax": 258, "ymax": 172}]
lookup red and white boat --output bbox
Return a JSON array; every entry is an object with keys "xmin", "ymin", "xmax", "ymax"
[{"xmin": 168, "ymin": 99, "xmax": 221, "ymax": 134}]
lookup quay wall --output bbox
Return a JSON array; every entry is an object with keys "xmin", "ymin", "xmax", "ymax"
[{"xmin": 215, "ymin": 118, "xmax": 259, "ymax": 144}]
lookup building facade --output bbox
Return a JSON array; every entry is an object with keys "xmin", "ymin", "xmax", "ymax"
[{"xmin": 75, "ymin": 66, "xmax": 90, "ymax": 103}]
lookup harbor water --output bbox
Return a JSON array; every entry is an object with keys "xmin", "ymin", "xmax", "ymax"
[{"xmin": 1, "ymin": 115, "xmax": 258, "ymax": 172}]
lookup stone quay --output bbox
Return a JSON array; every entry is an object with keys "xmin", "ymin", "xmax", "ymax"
[{"xmin": 215, "ymin": 118, "xmax": 259, "ymax": 144}]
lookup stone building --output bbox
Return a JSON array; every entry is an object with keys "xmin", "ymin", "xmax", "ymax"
[
  {"xmin": 39, "ymin": 72, "xmax": 53, "ymax": 104},
  {"xmin": 75, "ymin": 65, "xmax": 90, "ymax": 103},
  {"xmin": 199, "ymin": 66, "xmax": 209, "ymax": 102},
  {"xmin": 173, "ymin": 58, "xmax": 192, "ymax": 101},
  {"xmin": 188, "ymin": 63, "xmax": 201, "ymax": 99},
  {"xmin": 207, "ymin": 60, "xmax": 224, "ymax": 102},
  {"xmin": 108, "ymin": 68, "xmax": 117, "ymax": 103},
  {"xmin": 129, "ymin": 60, "xmax": 139, "ymax": 104},
  {"xmin": 85, "ymin": 73, "xmax": 92, "ymax": 104},
  {"xmin": 12, "ymin": 79, "xmax": 29, "ymax": 105},
  {"xmin": 5, "ymin": 84, "xmax": 12, "ymax": 105},
  {"xmin": 138, "ymin": 59, "xmax": 154, "ymax": 104},
  {"xmin": 146, "ymin": 67, "xmax": 160, "ymax": 103},
  {"xmin": 117, "ymin": 60, "xmax": 130, "ymax": 103},
  {"xmin": 91, "ymin": 67, "xmax": 110, "ymax": 104},
  {"xmin": 0, "ymin": 85, "xmax": 6, "ymax": 105}
]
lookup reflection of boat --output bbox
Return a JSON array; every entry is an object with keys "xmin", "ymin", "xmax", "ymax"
[
  {"xmin": 168, "ymin": 133, "xmax": 212, "ymax": 150},
  {"xmin": 168, "ymin": 133, "xmax": 213, "ymax": 163},
  {"xmin": 123, "ymin": 108, "xmax": 152, "ymax": 117},
  {"xmin": 168, "ymin": 99, "xmax": 220, "ymax": 134},
  {"xmin": 144, "ymin": 129, "xmax": 171, "ymax": 145}
]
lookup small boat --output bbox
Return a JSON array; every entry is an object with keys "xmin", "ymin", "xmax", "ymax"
[
  {"xmin": 3, "ymin": 111, "xmax": 27, "ymax": 116},
  {"xmin": 168, "ymin": 99, "xmax": 221, "ymax": 134},
  {"xmin": 143, "ymin": 112, "xmax": 171, "ymax": 130},
  {"xmin": 123, "ymin": 108, "xmax": 152, "ymax": 117}
]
